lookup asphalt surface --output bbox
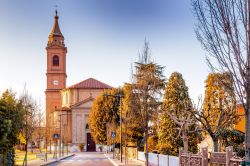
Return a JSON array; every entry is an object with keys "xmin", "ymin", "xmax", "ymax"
[{"xmin": 49, "ymin": 152, "xmax": 114, "ymax": 166}]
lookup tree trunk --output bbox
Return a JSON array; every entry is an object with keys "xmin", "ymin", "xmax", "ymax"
[
  {"xmin": 23, "ymin": 143, "xmax": 28, "ymax": 166},
  {"xmin": 183, "ymin": 129, "xmax": 188, "ymax": 153},
  {"xmin": 23, "ymin": 109, "xmax": 28, "ymax": 166},
  {"xmin": 31, "ymin": 136, "xmax": 33, "ymax": 153},
  {"xmin": 246, "ymin": 0, "xmax": 250, "ymax": 160},
  {"xmin": 49, "ymin": 138, "xmax": 51, "ymax": 154},
  {"xmin": 213, "ymin": 137, "xmax": 219, "ymax": 152},
  {"xmin": 145, "ymin": 120, "xmax": 149, "ymax": 166},
  {"xmin": 145, "ymin": 132, "xmax": 148, "ymax": 166},
  {"xmin": 245, "ymin": 93, "xmax": 250, "ymax": 161},
  {"xmin": 245, "ymin": 108, "xmax": 250, "ymax": 161},
  {"xmin": 45, "ymin": 137, "xmax": 47, "ymax": 161}
]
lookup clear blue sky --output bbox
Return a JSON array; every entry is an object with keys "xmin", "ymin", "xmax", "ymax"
[{"xmin": 0, "ymin": 0, "xmax": 209, "ymax": 108}]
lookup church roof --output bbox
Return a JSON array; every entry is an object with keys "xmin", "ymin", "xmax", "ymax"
[{"xmin": 68, "ymin": 78, "xmax": 112, "ymax": 89}]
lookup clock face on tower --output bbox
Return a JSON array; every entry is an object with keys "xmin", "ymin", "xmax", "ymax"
[{"xmin": 53, "ymin": 80, "xmax": 59, "ymax": 86}]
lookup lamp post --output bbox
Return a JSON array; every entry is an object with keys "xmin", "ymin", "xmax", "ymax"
[
  {"xmin": 59, "ymin": 109, "xmax": 62, "ymax": 158},
  {"xmin": 58, "ymin": 110, "xmax": 72, "ymax": 157},
  {"xmin": 103, "ymin": 92, "xmax": 124, "ymax": 163}
]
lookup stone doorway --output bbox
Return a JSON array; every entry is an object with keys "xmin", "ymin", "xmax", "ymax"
[{"xmin": 87, "ymin": 133, "xmax": 96, "ymax": 151}]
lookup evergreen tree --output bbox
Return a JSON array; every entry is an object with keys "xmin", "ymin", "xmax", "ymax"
[
  {"xmin": 0, "ymin": 90, "xmax": 25, "ymax": 165},
  {"xmin": 158, "ymin": 72, "xmax": 198, "ymax": 156},
  {"xmin": 132, "ymin": 40, "xmax": 165, "ymax": 165},
  {"xmin": 202, "ymin": 73, "xmax": 237, "ymax": 152}
]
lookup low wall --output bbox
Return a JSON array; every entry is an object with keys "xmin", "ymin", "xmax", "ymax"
[
  {"xmin": 122, "ymin": 147, "xmax": 138, "ymax": 160},
  {"xmin": 138, "ymin": 151, "xmax": 179, "ymax": 166}
]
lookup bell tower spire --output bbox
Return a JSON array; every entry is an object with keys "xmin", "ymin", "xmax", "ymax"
[
  {"xmin": 45, "ymin": 10, "xmax": 67, "ymax": 131},
  {"xmin": 47, "ymin": 9, "xmax": 65, "ymax": 47}
]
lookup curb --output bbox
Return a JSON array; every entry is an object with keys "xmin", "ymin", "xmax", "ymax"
[
  {"xmin": 104, "ymin": 153, "xmax": 146, "ymax": 166},
  {"xmin": 41, "ymin": 154, "xmax": 75, "ymax": 166}
]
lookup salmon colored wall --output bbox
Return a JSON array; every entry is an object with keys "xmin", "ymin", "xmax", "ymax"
[{"xmin": 70, "ymin": 89, "xmax": 103, "ymax": 105}]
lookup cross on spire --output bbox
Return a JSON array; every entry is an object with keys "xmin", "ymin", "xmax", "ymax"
[{"xmin": 54, "ymin": 5, "xmax": 58, "ymax": 16}]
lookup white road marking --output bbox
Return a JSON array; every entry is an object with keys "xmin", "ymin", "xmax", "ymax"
[{"xmin": 104, "ymin": 153, "xmax": 118, "ymax": 166}]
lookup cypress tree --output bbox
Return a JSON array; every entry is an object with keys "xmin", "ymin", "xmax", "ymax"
[{"xmin": 158, "ymin": 72, "xmax": 198, "ymax": 155}]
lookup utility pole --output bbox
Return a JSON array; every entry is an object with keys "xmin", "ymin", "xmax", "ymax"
[
  {"xmin": 124, "ymin": 111, "xmax": 128, "ymax": 165},
  {"xmin": 49, "ymin": 113, "xmax": 52, "ymax": 154},
  {"xmin": 119, "ymin": 96, "xmax": 123, "ymax": 163},
  {"xmin": 66, "ymin": 110, "xmax": 69, "ymax": 155},
  {"xmin": 45, "ymin": 136, "xmax": 47, "ymax": 161},
  {"xmin": 59, "ymin": 110, "xmax": 62, "ymax": 158}
]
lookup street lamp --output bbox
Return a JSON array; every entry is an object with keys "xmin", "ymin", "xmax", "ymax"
[
  {"xmin": 58, "ymin": 109, "xmax": 72, "ymax": 157},
  {"xmin": 103, "ymin": 92, "xmax": 124, "ymax": 163}
]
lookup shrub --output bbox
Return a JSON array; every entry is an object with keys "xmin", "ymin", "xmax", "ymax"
[
  {"xmin": 145, "ymin": 135, "xmax": 158, "ymax": 152},
  {"xmin": 78, "ymin": 144, "xmax": 85, "ymax": 152}
]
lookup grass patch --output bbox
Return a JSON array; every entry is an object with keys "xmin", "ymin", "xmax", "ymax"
[{"xmin": 14, "ymin": 150, "xmax": 53, "ymax": 166}]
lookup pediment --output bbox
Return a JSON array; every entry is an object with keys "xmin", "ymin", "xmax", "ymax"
[{"xmin": 70, "ymin": 97, "xmax": 94, "ymax": 109}]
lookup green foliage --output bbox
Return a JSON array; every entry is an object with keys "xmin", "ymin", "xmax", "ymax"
[
  {"xmin": 158, "ymin": 72, "xmax": 198, "ymax": 156},
  {"xmin": 132, "ymin": 41, "xmax": 165, "ymax": 158},
  {"xmin": 78, "ymin": 143, "xmax": 85, "ymax": 152},
  {"xmin": 89, "ymin": 88, "xmax": 121, "ymax": 145},
  {"xmin": 17, "ymin": 132, "xmax": 26, "ymax": 144},
  {"xmin": 203, "ymin": 73, "xmax": 237, "ymax": 131},
  {"xmin": 158, "ymin": 112, "xmax": 182, "ymax": 155},
  {"xmin": 145, "ymin": 135, "xmax": 158, "ymax": 152},
  {"xmin": 122, "ymin": 84, "xmax": 144, "ymax": 144},
  {"xmin": 217, "ymin": 128, "xmax": 244, "ymax": 145},
  {"xmin": 0, "ymin": 90, "xmax": 25, "ymax": 165},
  {"xmin": 89, "ymin": 85, "xmax": 145, "ymax": 146},
  {"xmin": 188, "ymin": 125, "xmax": 199, "ymax": 154},
  {"xmin": 157, "ymin": 143, "xmax": 172, "ymax": 155},
  {"xmin": 217, "ymin": 128, "xmax": 245, "ymax": 157},
  {"xmin": 202, "ymin": 73, "xmax": 237, "ymax": 151}
]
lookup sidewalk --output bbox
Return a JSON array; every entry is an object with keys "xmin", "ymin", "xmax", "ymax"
[
  {"xmin": 26, "ymin": 153, "xmax": 74, "ymax": 166},
  {"xmin": 104, "ymin": 153, "xmax": 145, "ymax": 166}
]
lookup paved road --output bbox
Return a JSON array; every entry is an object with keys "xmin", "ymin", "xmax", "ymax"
[{"xmin": 49, "ymin": 152, "xmax": 114, "ymax": 166}]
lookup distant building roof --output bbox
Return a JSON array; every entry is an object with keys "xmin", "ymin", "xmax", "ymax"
[{"xmin": 68, "ymin": 78, "xmax": 112, "ymax": 89}]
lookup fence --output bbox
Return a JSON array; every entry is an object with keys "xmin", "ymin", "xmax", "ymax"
[
  {"xmin": 114, "ymin": 146, "xmax": 243, "ymax": 166},
  {"xmin": 138, "ymin": 151, "xmax": 179, "ymax": 166},
  {"xmin": 179, "ymin": 147, "xmax": 207, "ymax": 166},
  {"xmin": 179, "ymin": 146, "xmax": 244, "ymax": 166}
]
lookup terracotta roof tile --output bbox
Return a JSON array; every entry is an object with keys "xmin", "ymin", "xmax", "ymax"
[{"xmin": 68, "ymin": 78, "xmax": 112, "ymax": 89}]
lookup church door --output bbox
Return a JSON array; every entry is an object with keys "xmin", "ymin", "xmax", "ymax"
[{"xmin": 87, "ymin": 133, "xmax": 96, "ymax": 151}]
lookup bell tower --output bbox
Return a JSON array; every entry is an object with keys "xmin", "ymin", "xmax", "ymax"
[{"xmin": 45, "ymin": 10, "xmax": 67, "ymax": 128}]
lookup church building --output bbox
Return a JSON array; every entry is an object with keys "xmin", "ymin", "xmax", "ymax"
[{"xmin": 45, "ymin": 11, "xmax": 112, "ymax": 151}]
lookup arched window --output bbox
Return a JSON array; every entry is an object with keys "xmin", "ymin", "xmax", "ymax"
[{"xmin": 53, "ymin": 55, "xmax": 59, "ymax": 66}]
